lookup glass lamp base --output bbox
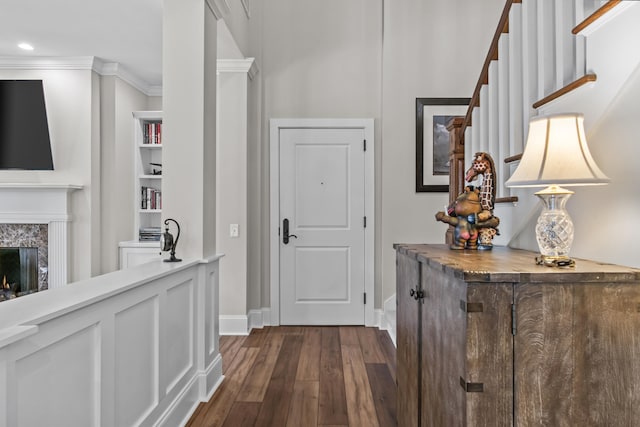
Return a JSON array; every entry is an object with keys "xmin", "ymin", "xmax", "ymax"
[{"xmin": 535, "ymin": 185, "xmax": 575, "ymax": 264}]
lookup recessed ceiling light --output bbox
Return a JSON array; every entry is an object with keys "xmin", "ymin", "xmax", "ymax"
[{"xmin": 18, "ymin": 43, "xmax": 34, "ymax": 51}]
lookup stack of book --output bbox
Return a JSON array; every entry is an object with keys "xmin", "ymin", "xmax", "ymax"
[
  {"xmin": 139, "ymin": 227, "xmax": 161, "ymax": 242},
  {"xmin": 143, "ymin": 122, "xmax": 162, "ymax": 145},
  {"xmin": 141, "ymin": 186, "xmax": 162, "ymax": 210}
]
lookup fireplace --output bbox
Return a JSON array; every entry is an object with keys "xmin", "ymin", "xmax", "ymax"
[
  {"xmin": 0, "ymin": 223, "xmax": 48, "ymax": 294},
  {"xmin": 0, "ymin": 247, "xmax": 39, "ymax": 301},
  {"xmin": 0, "ymin": 183, "xmax": 81, "ymax": 289}
]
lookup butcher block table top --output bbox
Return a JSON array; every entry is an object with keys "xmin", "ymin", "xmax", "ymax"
[{"xmin": 393, "ymin": 244, "xmax": 640, "ymax": 284}]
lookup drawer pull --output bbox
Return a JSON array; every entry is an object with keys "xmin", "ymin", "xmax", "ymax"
[
  {"xmin": 460, "ymin": 300, "xmax": 483, "ymax": 313},
  {"xmin": 460, "ymin": 377, "xmax": 484, "ymax": 393}
]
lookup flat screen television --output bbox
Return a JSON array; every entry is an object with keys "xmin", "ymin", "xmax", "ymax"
[{"xmin": 0, "ymin": 80, "xmax": 54, "ymax": 170}]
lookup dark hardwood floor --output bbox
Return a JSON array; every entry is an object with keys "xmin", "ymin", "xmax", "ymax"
[{"xmin": 186, "ymin": 326, "xmax": 397, "ymax": 427}]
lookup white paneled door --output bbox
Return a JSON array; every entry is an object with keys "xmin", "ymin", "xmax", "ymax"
[{"xmin": 278, "ymin": 127, "xmax": 367, "ymax": 325}]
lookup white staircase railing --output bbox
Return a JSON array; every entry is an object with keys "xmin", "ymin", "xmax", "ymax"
[{"xmin": 457, "ymin": 0, "xmax": 638, "ymax": 246}]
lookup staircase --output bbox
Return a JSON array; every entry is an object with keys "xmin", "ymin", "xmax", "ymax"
[{"xmin": 457, "ymin": 0, "xmax": 640, "ymax": 249}]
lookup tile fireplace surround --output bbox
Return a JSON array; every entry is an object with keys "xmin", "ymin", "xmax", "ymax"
[
  {"xmin": 0, "ymin": 224, "xmax": 48, "ymax": 292},
  {"xmin": 0, "ymin": 184, "xmax": 82, "ymax": 289}
]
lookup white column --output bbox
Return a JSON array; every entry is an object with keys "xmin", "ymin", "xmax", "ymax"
[
  {"xmin": 47, "ymin": 220, "xmax": 69, "ymax": 289},
  {"xmin": 162, "ymin": 0, "xmax": 220, "ymax": 406},
  {"xmin": 162, "ymin": 0, "xmax": 218, "ymax": 260},
  {"xmin": 216, "ymin": 59, "xmax": 257, "ymax": 333}
]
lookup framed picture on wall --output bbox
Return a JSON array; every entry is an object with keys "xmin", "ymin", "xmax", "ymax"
[{"xmin": 416, "ymin": 98, "xmax": 470, "ymax": 192}]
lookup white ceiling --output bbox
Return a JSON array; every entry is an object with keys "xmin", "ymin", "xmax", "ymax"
[{"xmin": 0, "ymin": 0, "xmax": 163, "ymax": 87}]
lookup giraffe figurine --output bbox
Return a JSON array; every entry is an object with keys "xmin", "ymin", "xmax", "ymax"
[{"xmin": 464, "ymin": 152, "xmax": 500, "ymax": 250}]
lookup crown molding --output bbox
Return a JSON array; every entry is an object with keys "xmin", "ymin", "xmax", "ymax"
[
  {"xmin": 0, "ymin": 56, "xmax": 161, "ymax": 96},
  {"xmin": 96, "ymin": 61, "xmax": 160, "ymax": 96},
  {"xmin": 0, "ymin": 56, "xmax": 96, "ymax": 70},
  {"xmin": 217, "ymin": 58, "xmax": 259, "ymax": 80}
]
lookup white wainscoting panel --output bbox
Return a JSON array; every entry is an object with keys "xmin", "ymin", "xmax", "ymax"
[
  {"xmin": 14, "ymin": 325, "xmax": 99, "ymax": 427},
  {"xmin": 115, "ymin": 296, "xmax": 159, "ymax": 427},
  {"xmin": 163, "ymin": 280, "xmax": 194, "ymax": 395},
  {"xmin": 0, "ymin": 256, "xmax": 222, "ymax": 427}
]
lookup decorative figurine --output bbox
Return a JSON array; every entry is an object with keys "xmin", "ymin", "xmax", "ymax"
[
  {"xmin": 160, "ymin": 218, "xmax": 182, "ymax": 262},
  {"xmin": 435, "ymin": 152, "xmax": 500, "ymax": 250}
]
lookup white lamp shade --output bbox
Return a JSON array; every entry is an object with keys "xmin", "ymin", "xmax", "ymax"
[{"xmin": 506, "ymin": 113, "xmax": 610, "ymax": 187}]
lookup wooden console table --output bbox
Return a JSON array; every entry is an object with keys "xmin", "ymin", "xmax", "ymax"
[{"xmin": 395, "ymin": 244, "xmax": 640, "ymax": 426}]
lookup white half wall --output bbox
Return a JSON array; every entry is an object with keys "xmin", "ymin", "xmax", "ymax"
[{"xmin": 0, "ymin": 257, "xmax": 223, "ymax": 427}]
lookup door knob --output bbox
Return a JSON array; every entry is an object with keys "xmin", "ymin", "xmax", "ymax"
[{"xmin": 283, "ymin": 218, "xmax": 298, "ymax": 244}]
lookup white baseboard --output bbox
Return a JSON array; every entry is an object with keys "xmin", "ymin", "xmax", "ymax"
[
  {"xmin": 374, "ymin": 309, "xmax": 385, "ymax": 328},
  {"xmin": 161, "ymin": 352, "xmax": 224, "ymax": 427},
  {"xmin": 261, "ymin": 307, "xmax": 271, "ymax": 326},
  {"xmin": 380, "ymin": 294, "xmax": 397, "ymax": 347},
  {"xmin": 202, "ymin": 354, "xmax": 224, "ymax": 401},
  {"xmin": 221, "ymin": 308, "xmax": 272, "ymax": 336},
  {"xmin": 248, "ymin": 309, "xmax": 263, "ymax": 330},
  {"xmin": 219, "ymin": 315, "xmax": 249, "ymax": 335},
  {"xmin": 247, "ymin": 307, "xmax": 272, "ymax": 331},
  {"xmin": 241, "ymin": 304, "xmax": 395, "ymax": 347}
]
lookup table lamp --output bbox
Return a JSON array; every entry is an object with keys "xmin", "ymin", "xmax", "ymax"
[{"xmin": 505, "ymin": 113, "xmax": 610, "ymax": 266}]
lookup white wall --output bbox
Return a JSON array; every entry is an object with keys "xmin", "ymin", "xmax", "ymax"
[
  {"xmin": 147, "ymin": 96, "xmax": 163, "ymax": 111},
  {"xmin": 572, "ymin": 64, "xmax": 640, "ymax": 268},
  {"xmin": 100, "ymin": 76, "xmax": 149, "ymax": 273},
  {"xmin": 220, "ymin": 0, "xmax": 253, "ymax": 57},
  {"xmin": 224, "ymin": 0, "xmax": 505, "ymax": 314},
  {"xmin": 0, "ymin": 68, "xmax": 97, "ymax": 282},
  {"xmin": 238, "ymin": 0, "xmax": 506, "ymax": 310},
  {"xmin": 246, "ymin": 0, "xmax": 265, "ymax": 314},
  {"xmin": 510, "ymin": 63, "xmax": 640, "ymax": 269},
  {"xmin": 380, "ymin": 0, "xmax": 504, "ymax": 304},
  {"xmin": 260, "ymin": 0, "xmax": 383, "ymax": 308},
  {"xmin": 210, "ymin": 5, "xmax": 263, "ymax": 316}
]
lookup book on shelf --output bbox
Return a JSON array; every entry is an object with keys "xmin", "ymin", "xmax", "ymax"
[
  {"xmin": 142, "ymin": 122, "xmax": 162, "ymax": 145},
  {"xmin": 141, "ymin": 186, "xmax": 162, "ymax": 210},
  {"xmin": 139, "ymin": 226, "xmax": 161, "ymax": 241}
]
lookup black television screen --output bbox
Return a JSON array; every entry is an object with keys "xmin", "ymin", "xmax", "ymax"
[{"xmin": 0, "ymin": 80, "xmax": 54, "ymax": 170}]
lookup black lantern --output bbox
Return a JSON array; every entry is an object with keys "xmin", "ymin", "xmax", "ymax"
[{"xmin": 160, "ymin": 218, "xmax": 182, "ymax": 262}]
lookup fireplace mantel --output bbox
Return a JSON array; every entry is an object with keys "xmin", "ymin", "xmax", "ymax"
[{"xmin": 0, "ymin": 183, "xmax": 82, "ymax": 288}]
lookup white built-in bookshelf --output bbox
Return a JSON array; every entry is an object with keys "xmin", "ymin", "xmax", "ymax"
[{"xmin": 119, "ymin": 111, "xmax": 163, "ymax": 268}]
